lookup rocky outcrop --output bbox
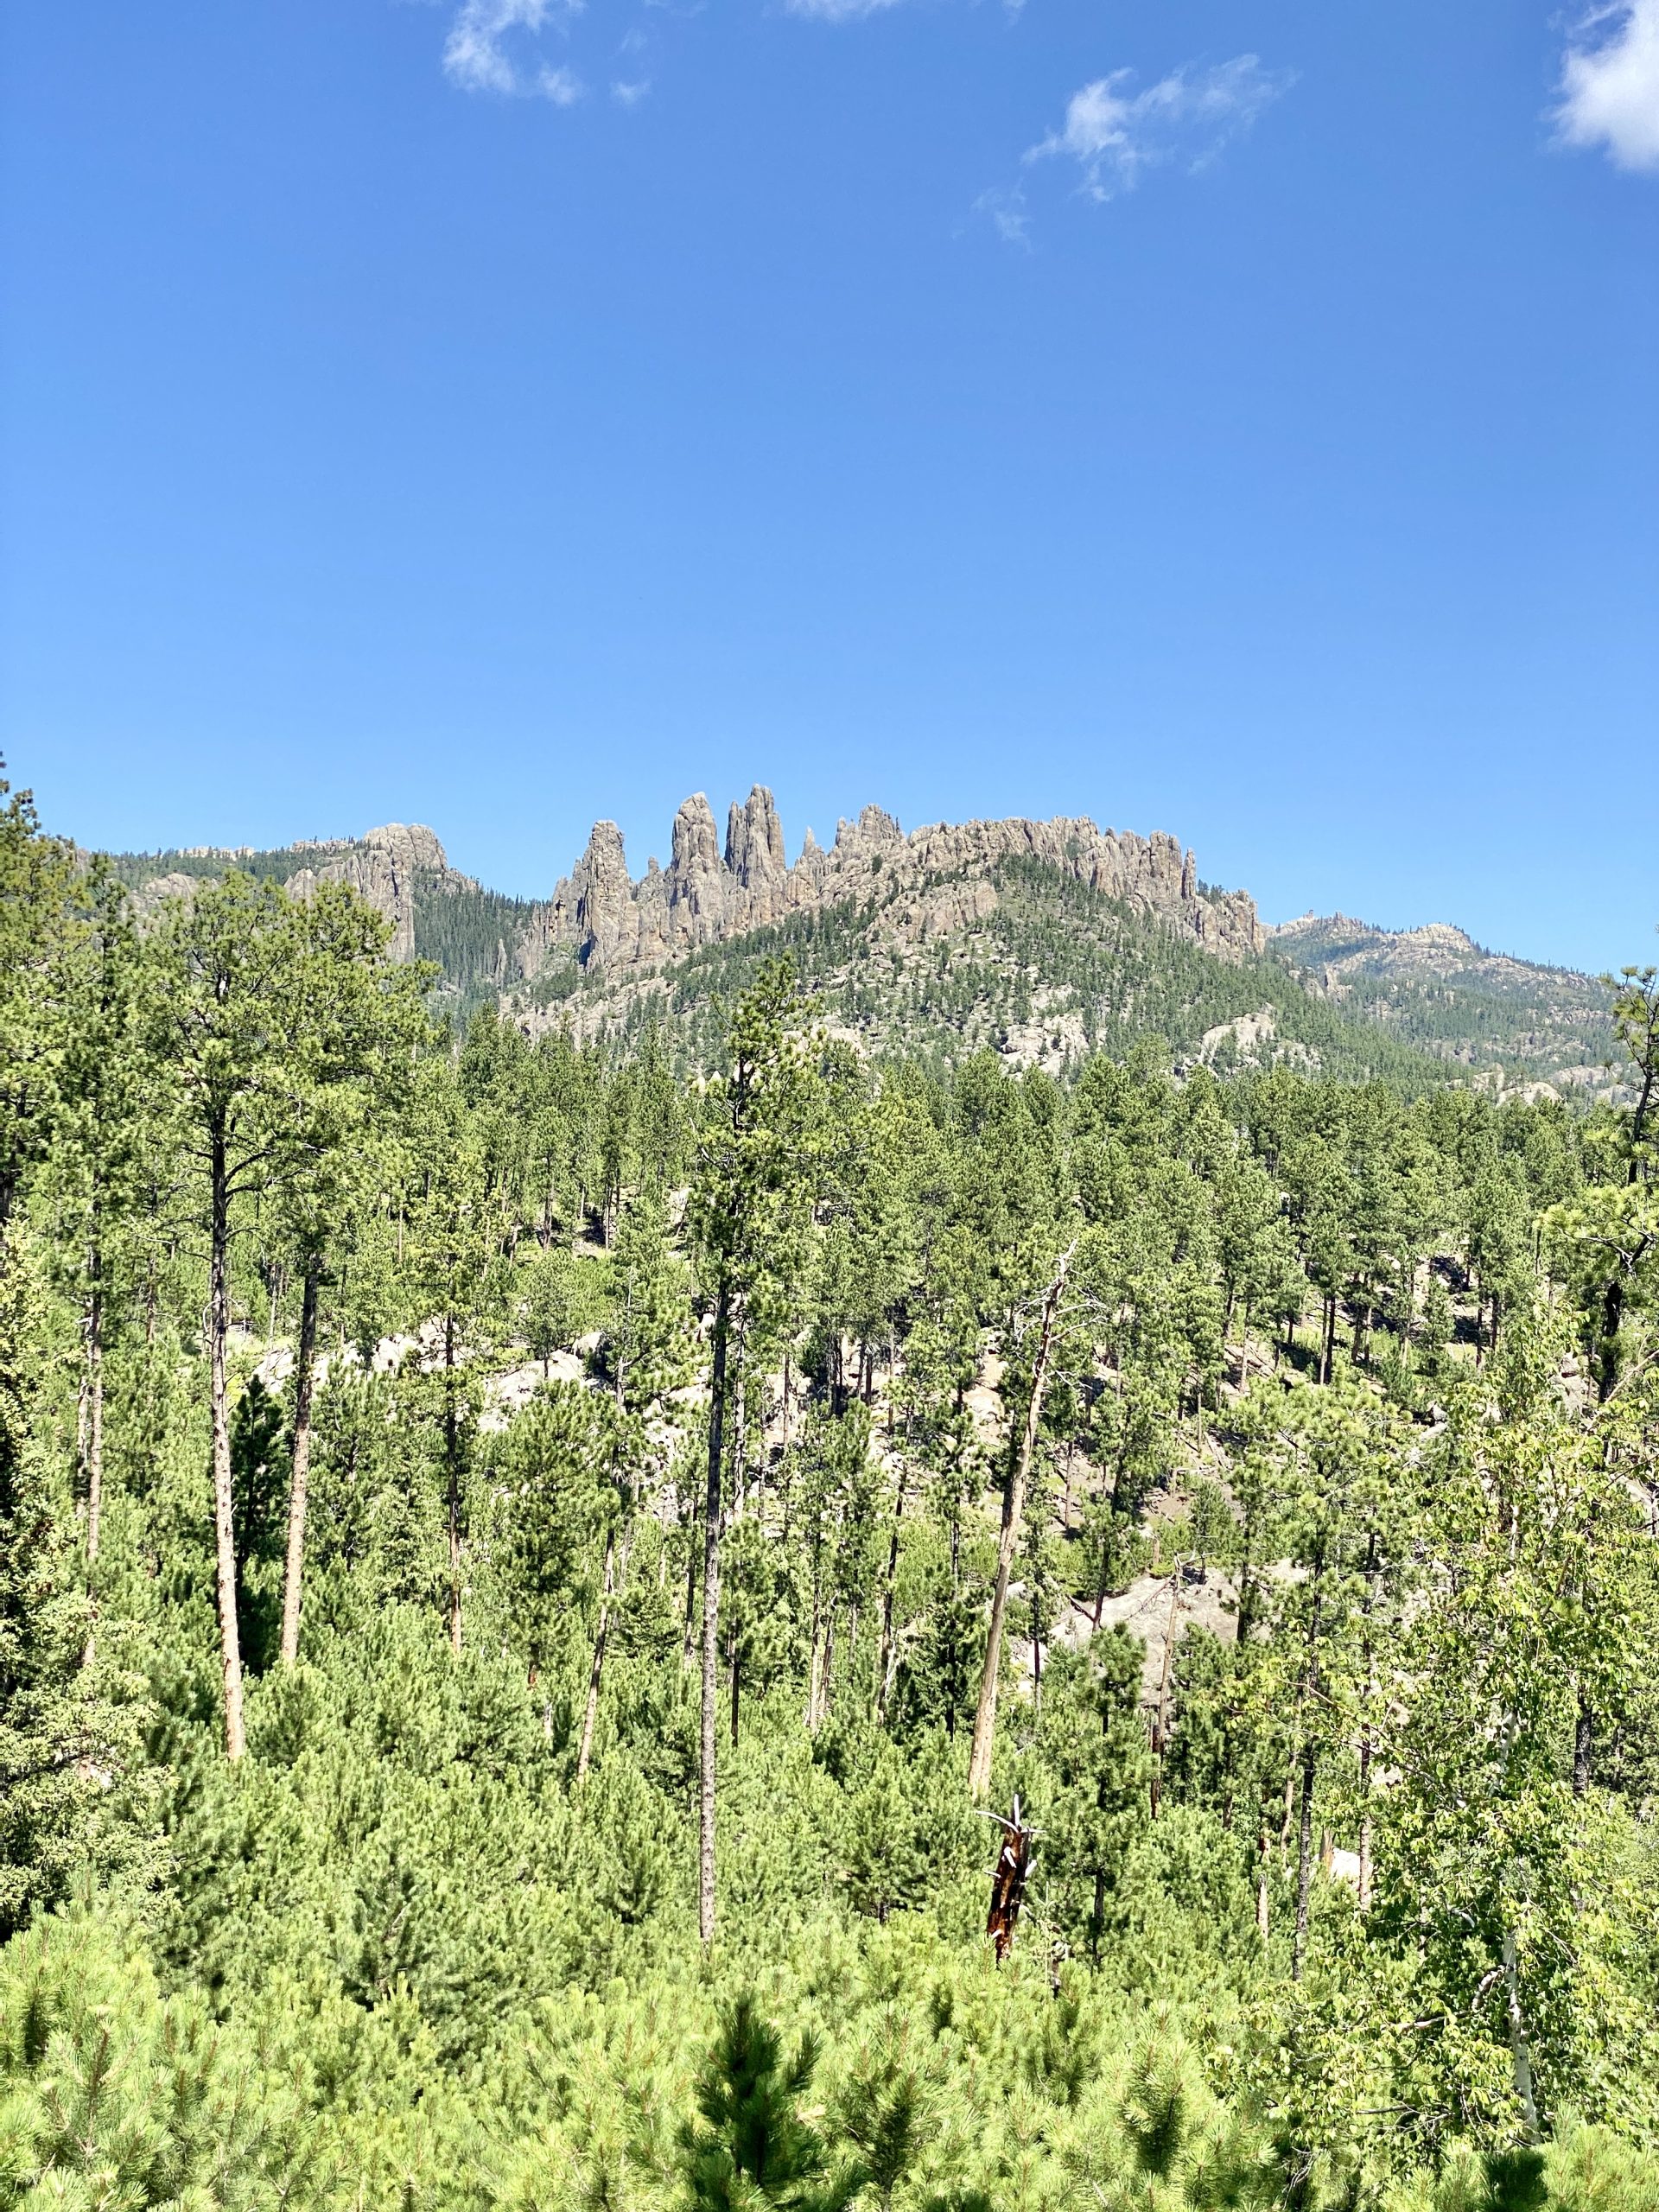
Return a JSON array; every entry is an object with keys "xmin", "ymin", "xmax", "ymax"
[
  {"xmin": 127, "ymin": 791, "xmax": 1263, "ymax": 987},
  {"xmin": 135, "ymin": 823, "xmax": 459, "ymax": 963},
  {"xmin": 288, "ymin": 824, "xmax": 450, "ymax": 963},
  {"xmin": 516, "ymin": 786, "xmax": 1263, "ymax": 979},
  {"xmin": 126, "ymin": 870, "xmax": 201, "ymax": 918}
]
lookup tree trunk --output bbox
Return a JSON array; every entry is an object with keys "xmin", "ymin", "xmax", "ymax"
[
  {"xmin": 1598, "ymin": 1275, "xmax": 1624, "ymax": 1402},
  {"xmin": 969, "ymin": 1246, "xmax": 1071, "ymax": 1801},
  {"xmin": 875, "ymin": 1466, "xmax": 905, "ymax": 1724},
  {"xmin": 279, "ymin": 1254, "xmax": 321, "ymax": 1668},
  {"xmin": 576, "ymin": 1524, "xmax": 616, "ymax": 1779},
  {"xmin": 1503, "ymin": 1925, "xmax": 1541, "ymax": 2140},
  {"xmin": 1291, "ymin": 1739, "xmax": 1317, "ymax": 1980},
  {"xmin": 699, "ymin": 1277, "xmax": 732, "ymax": 1946},
  {"xmin": 445, "ymin": 1311, "xmax": 462, "ymax": 1656},
  {"xmin": 208, "ymin": 1129, "xmax": 246, "ymax": 1761}
]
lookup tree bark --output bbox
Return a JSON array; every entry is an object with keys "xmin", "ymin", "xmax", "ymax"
[
  {"xmin": 279, "ymin": 1253, "xmax": 321, "ymax": 1668},
  {"xmin": 698, "ymin": 1276, "xmax": 732, "ymax": 1945},
  {"xmin": 208, "ymin": 1127, "xmax": 246, "ymax": 1760},
  {"xmin": 968, "ymin": 1245, "xmax": 1071, "ymax": 1801},
  {"xmin": 1503, "ymin": 1925, "xmax": 1541, "ymax": 2140}
]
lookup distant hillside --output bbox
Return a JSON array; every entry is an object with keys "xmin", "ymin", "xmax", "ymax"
[
  {"xmin": 101, "ymin": 797, "xmax": 1618, "ymax": 1095},
  {"xmin": 1268, "ymin": 912, "xmax": 1616, "ymax": 1097}
]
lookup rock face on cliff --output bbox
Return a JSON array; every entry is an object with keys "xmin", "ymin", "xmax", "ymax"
[
  {"xmin": 286, "ymin": 824, "xmax": 451, "ymax": 963},
  {"xmin": 129, "ymin": 824, "xmax": 461, "ymax": 963},
  {"xmin": 520, "ymin": 787, "xmax": 1262, "ymax": 978}
]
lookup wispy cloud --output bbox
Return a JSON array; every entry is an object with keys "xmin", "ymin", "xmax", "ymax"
[
  {"xmin": 784, "ymin": 0, "xmax": 905, "ymax": 22},
  {"xmin": 1554, "ymin": 1, "xmax": 1659, "ymax": 171},
  {"xmin": 611, "ymin": 76, "xmax": 652, "ymax": 104},
  {"xmin": 975, "ymin": 185, "xmax": 1030, "ymax": 247},
  {"xmin": 1026, "ymin": 54, "xmax": 1292, "ymax": 200},
  {"xmin": 443, "ymin": 0, "xmax": 585, "ymax": 99}
]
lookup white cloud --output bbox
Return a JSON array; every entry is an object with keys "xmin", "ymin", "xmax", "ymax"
[
  {"xmin": 975, "ymin": 184, "xmax": 1030, "ymax": 247},
  {"xmin": 1027, "ymin": 54, "xmax": 1292, "ymax": 200},
  {"xmin": 785, "ymin": 0, "xmax": 905, "ymax": 22},
  {"xmin": 1555, "ymin": 1, "xmax": 1659, "ymax": 171},
  {"xmin": 539, "ymin": 62, "xmax": 584, "ymax": 103},
  {"xmin": 611, "ymin": 76, "xmax": 652, "ymax": 103},
  {"xmin": 443, "ymin": 0, "xmax": 584, "ymax": 98}
]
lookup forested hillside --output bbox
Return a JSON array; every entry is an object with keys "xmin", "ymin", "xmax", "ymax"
[
  {"xmin": 12, "ymin": 768, "xmax": 1659, "ymax": 2209},
  {"xmin": 1270, "ymin": 916, "xmax": 1617, "ymax": 1092},
  {"xmin": 102, "ymin": 798, "xmax": 1618, "ymax": 1091},
  {"xmin": 524, "ymin": 859, "xmax": 1459, "ymax": 1086}
]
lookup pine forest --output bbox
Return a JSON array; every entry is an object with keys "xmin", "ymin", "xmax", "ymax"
[{"xmin": 9, "ymin": 766, "xmax": 1659, "ymax": 2212}]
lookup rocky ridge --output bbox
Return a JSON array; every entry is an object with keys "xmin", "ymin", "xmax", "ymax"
[
  {"xmin": 124, "ymin": 823, "xmax": 467, "ymax": 964},
  {"xmin": 1268, "ymin": 911, "xmax": 1615, "ymax": 1092},
  {"xmin": 122, "ymin": 794, "xmax": 1259, "ymax": 987},
  {"xmin": 517, "ymin": 787, "xmax": 1263, "ymax": 981}
]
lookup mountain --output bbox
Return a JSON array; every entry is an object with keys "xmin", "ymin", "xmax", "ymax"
[
  {"xmin": 1268, "ymin": 911, "xmax": 1618, "ymax": 1096},
  {"xmin": 104, "ymin": 794, "xmax": 1618, "ymax": 1093}
]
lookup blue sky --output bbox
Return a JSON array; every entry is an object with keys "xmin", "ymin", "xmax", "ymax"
[{"xmin": 3, "ymin": 0, "xmax": 1656, "ymax": 971}]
